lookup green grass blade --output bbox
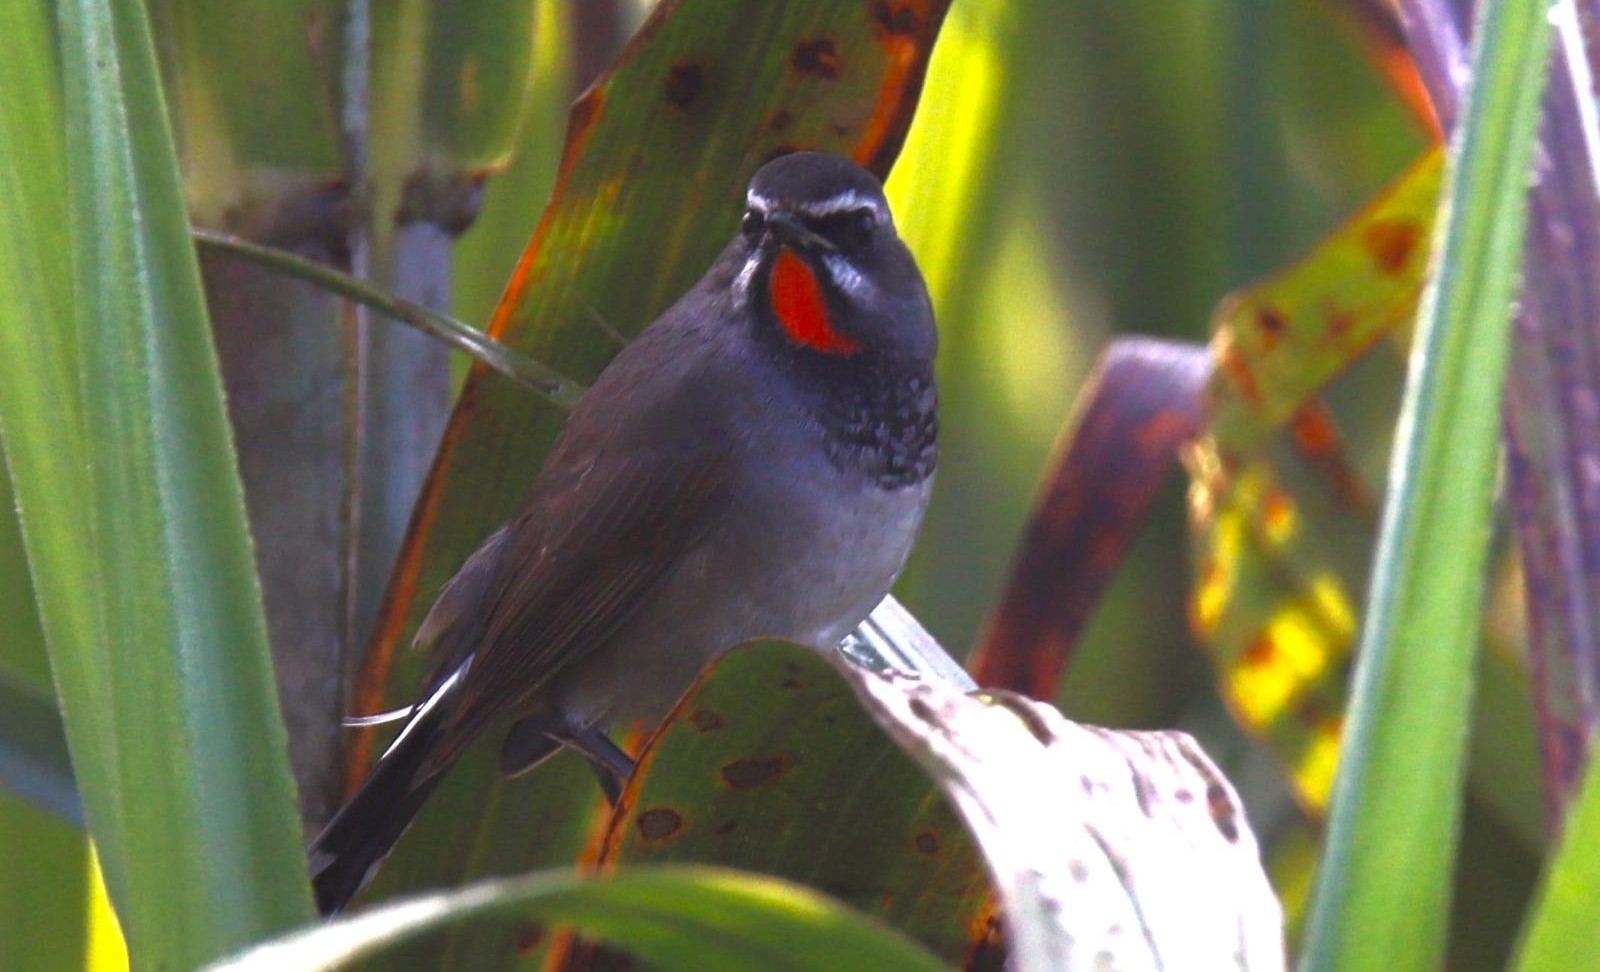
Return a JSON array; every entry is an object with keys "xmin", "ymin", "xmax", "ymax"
[
  {"xmin": 1511, "ymin": 754, "xmax": 1600, "ymax": 970},
  {"xmin": 207, "ymin": 866, "xmax": 950, "ymax": 972},
  {"xmin": 3, "ymin": 0, "xmax": 318, "ymax": 964},
  {"xmin": 1299, "ymin": 1, "xmax": 1556, "ymax": 970}
]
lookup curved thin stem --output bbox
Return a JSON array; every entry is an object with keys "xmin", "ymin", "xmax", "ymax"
[{"xmin": 192, "ymin": 228, "xmax": 585, "ymax": 410}]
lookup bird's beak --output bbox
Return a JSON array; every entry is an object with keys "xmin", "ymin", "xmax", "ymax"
[{"xmin": 765, "ymin": 211, "xmax": 837, "ymax": 253}]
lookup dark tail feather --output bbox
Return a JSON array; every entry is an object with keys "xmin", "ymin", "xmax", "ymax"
[{"xmin": 308, "ymin": 703, "xmax": 449, "ymax": 916}]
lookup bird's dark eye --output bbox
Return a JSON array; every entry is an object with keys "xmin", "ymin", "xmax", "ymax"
[
  {"xmin": 741, "ymin": 210, "xmax": 765, "ymax": 243},
  {"xmin": 823, "ymin": 208, "xmax": 876, "ymax": 251}
]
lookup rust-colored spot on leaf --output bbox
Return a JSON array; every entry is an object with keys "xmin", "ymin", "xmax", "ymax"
[
  {"xmin": 1242, "ymin": 635, "xmax": 1277, "ymax": 669},
  {"xmin": 853, "ymin": 3, "xmax": 951, "ymax": 173},
  {"xmin": 1326, "ymin": 308, "xmax": 1356, "ymax": 341},
  {"xmin": 793, "ymin": 38, "xmax": 842, "ymax": 79},
  {"xmin": 874, "ymin": 2, "xmax": 919, "ymax": 36},
  {"xmin": 1208, "ymin": 783, "xmax": 1240, "ymax": 843},
  {"xmin": 664, "ymin": 61, "xmax": 703, "ymax": 108},
  {"xmin": 963, "ymin": 912, "xmax": 1008, "ymax": 972},
  {"xmin": 690, "ymin": 708, "xmax": 724, "ymax": 732},
  {"xmin": 914, "ymin": 830, "xmax": 941, "ymax": 854},
  {"xmin": 1218, "ymin": 343, "xmax": 1264, "ymax": 407},
  {"xmin": 1364, "ymin": 218, "xmax": 1421, "ymax": 276},
  {"xmin": 636, "ymin": 807, "xmax": 685, "ymax": 842},
  {"xmin": 1262, "ymin": 488, "xmax": 1293, "ymax": 539},
  {"xmin": 714, "ymin": 819, "xmax": 737, "ymax": 835},
  {"xmin": 1289, "ymin": 402, "xmax": 1375, "ymax": 512},
  {"xmin": 1297, "ymin": 697, "xmax": 1330, "ymax": 727},
  {"xmin": 1256, "ymin": 306, "xmax": 1287, "ymax": 350},
  {"xmin": 720, "ymin": 755, "xmax": 791, "ymax": 789},
  {"xmin": 769, "ymin": 108, "xmax": 793, "ymax": 131}
]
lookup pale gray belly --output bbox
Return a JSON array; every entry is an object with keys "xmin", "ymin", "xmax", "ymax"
[{"xmin": 552, "ymin": 456, "xmax": 932, "ymax": 729}]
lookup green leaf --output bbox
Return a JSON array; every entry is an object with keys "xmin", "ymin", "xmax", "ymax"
[
  {"xmin": 0, "ymin": 0, "xmax": 313, "ymax": 965},
  {"xmin": 1299, "ymin": 0, "xmax": 1556, "ymax": 969},
  {"xmin": 207, "ymin": 866, "xmax": 950, "ymax": 972},
  {"xmin": 0, "ymin": 355, "xmax": 93, "ymax": 969},
  {"xmin": 588, "ymin": 640, "xmax": 995, "ymax": 969},
  {"xmin": 1511, "ymin": 758, "xmax": 1600, "ymax": 971}
]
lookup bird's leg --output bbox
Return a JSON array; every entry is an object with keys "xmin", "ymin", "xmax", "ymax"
[{"xmin": 552, "ymin": 726, "xmax": 636, "ymax": 806}]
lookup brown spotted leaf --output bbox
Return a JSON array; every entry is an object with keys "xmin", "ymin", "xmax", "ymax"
[
  {"xmin": 564, "ymin": 639, "xmax": 1283, "ymax": 972},
  {"xmin": 849, "ymin": 651, "xmax": 1286, "ymax": 971},
  {"xmin": 344, "ymin": 2, "xmax": 951, "ymax": 966},
  {"xmin": 1208, "ymin": 149, "xmax": 1440, "ymax": 453},
  {"xmin": 557, "ymin": 640, "xmax": 996, "ymax": 971},
  {"xmin": 1186, "ymin": 150, "xmax": 1441, "ymax": 813}
]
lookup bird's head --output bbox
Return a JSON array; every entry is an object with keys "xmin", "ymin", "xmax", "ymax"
[{"xmin": 735, "ymin": 152, "xmax": 934, "ymax": 363}]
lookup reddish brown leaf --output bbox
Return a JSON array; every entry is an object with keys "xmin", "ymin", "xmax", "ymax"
[{"xmin": 967, "ymin": 338, "xmax": 1212, "ymax": 699}]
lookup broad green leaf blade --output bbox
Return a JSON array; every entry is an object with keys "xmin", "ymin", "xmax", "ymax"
[
  {"xmin": 207, "ymin": 867, "xmax": 949, "ymax": 972},
  {"xmin": 0, "ymin": 0, "xmax": 99, "ymax": 892},
  {"xmin": 845, "ymin": 647, "xmax": 1286, "ymax": 971},
  {"xmin": 345, "ymin": 0, "xmax": 952, "ymax": 942},
  {"xmin": 1511, "ymin": 758, "xmax": 1600, "ymax": 971},
  {"xmin": 574, "ymin": 641, "xmax": 996, "ymax": 970},
  {"xmin": 2, "ymin": 0, "xmax": 318, "ymax": 965},
  {"xmin": 0, "ymin": 396, "xmax": 96, "ymax": 968},
  {"xmin": 1208, "ymin": 149, "xmax": 1440, "ymax": 453},
  {"xmin": 1300, "ymin": 0, "xmax": 1555, "ymax": 969},
  {"xmin": 0, "ymin": 8, "xmax": 105, "ymax": 966},
  {"xmin": 147, "ymin": 0, "xmax": 353, "ymax": 833}
]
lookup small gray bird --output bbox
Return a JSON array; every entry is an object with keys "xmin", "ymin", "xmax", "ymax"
[{"xmin": 309, "ymin": 152, "xmax": 938, "ymax": 914}]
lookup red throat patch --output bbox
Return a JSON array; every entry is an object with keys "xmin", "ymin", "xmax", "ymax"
[{"xmin": 769, "ymin": 247, "xmax": 860, "ymax": 355}]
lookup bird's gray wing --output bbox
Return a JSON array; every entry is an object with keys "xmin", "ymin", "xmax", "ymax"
[
  {"xmin": 420, "ymin": 429, "xmax": 736, "ymax": 773},
  {"xmin": 411, "ymin": 523, "xmax": 513, "ymax": 695}
]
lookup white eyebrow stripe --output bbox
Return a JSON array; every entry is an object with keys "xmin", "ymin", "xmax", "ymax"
[
  {"xmin": 745, "ymin": 188, "xmax": 885, "ymax": 219},
  {"xmin": 802, "ymin": 189, "xmax": 883, "ymax": 217}
]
